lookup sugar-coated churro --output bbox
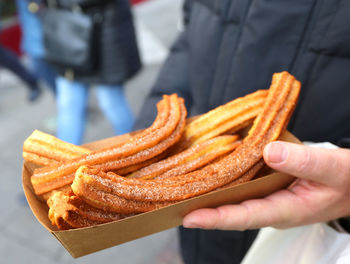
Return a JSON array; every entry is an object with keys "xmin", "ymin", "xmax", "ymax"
[
  {"xmin": 31, "ymin": 94, "xmax": 187, "ymax": 195},
  {"xmin": 71, "ymin": 72, "xmax": 300, "ymax": 214},
  {"xmin": 175, "ymin": 90, "xmax": 268, "ymax": 151},
  {"xmin": 130, "ymin": 135, "xmax": 240, "ymax": 180},
  {"xmin": 47, "ymin": 191, "xmax": 129, "ymax": 229},
  {"xmin": 23, "ymin": 130, "xmax": 91, "ymax": 166}
]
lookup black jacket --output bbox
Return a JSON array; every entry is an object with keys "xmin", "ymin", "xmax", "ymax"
[
  {"xmin": 134, "ymin": 1, "xmax": 350, "ymax": 264},
  {"xmin": 135, "ymin": 0, "xmax": 350, "ymax": 145}
]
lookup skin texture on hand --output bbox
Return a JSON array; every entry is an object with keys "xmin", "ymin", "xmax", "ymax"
[{"xmin": 182, "ymin": 141, "xmax": 350, "ymax": 230}]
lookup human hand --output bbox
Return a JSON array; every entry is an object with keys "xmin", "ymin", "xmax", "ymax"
[{"xmin": 182, "ymin": 141, "xmax": 350, "ymax": 230}]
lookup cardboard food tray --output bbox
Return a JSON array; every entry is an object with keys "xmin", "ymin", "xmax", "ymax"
[{"xmin": 22, "ymin": 130, "xmax": 301, "ymax": 258}]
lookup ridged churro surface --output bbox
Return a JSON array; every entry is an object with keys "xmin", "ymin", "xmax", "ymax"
[
  {"xmin": 23, "ymin": 130, "xmax": 91, "ymax": 166},
  {"xmin": 31, "ymin": 94, "xmax": 187, "ymax": 195},
  {"xmin": 47, "ymin": 191, "xmax": 127, "ymax": 229},
  {"xmin": 177, "ymin": 90, "xmax": 268, "ymax": 150},
  {"xmin": 71, "ymin": 72, "xmax": 300, "ymax": 214},
  {"xmin": 25, "ymin": 72, "xmax": 301, "ymax": 229},
  {"xmin": 130, "ymin": 135, "xmax": 240, "ymax": 180}
]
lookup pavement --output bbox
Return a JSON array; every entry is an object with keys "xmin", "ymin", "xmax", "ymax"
[{"xmin": 0, "ymin": 0, "xmax": 185, "ymax": 263}]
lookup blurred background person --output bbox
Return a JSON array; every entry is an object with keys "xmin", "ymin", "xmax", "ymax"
[
  {"xmin": 0, "ymin": 1, "xmax": 42, "ymax": 102},
  {"xmin": 0, "ymin": 0, "xmax": 186, "ymax": 262},
  {"xmin": 15, "ymin": 0, "xmax": 58, "ymax": 97},
  {"xmin": 42, "ymin": 0, "xmax": 141, "ymax": 145},
  {"xmin": 0, "ymin": 41, "xmax": 41, "ymax": 102}
]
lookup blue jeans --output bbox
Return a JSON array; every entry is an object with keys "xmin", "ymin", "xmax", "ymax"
[
  {"xmin": 30, "ymin": 57, "xmax": 57, "ymax": 95},
  {"xmin": 0, "ymin": 44, "xmax": 38, "ymax": 89},
  {"xmin": 56, "ymin": 77, "xmax": 134, "ymax": 145}
]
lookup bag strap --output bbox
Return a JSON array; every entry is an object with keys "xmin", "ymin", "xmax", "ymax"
[
  {"xmin": 46, "ymin": 0, "xmax": 58, "ymax": 8},
  {"xmin": 46, "ymin": 0, "xmax": 82, "ymax": 12},
  {"xmin": 328, "ymin": 219, "xmax": 350, "ymax": 234}
]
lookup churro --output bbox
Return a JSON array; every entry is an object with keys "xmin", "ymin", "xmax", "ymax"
[
  {"xmin": 23, "ymin": 130, "xmax": 91, "ymax": 166},
  {"xmin": 47, "ymin": 191, "xmax": 127, "ymax": 229},
  {"xmin": 177, "ymin": 89, "xmax": 268, "ymax": 150},
  {"xmin": 31, "ymin": 94, "xmax": 187, "ymax": 195},
  {"xmin": 130, "ymin": 135, "xmax": 240, "ymax": 180},
  {"xmin": 71, "ymin": 72, "xmax": 300, "ymax": 213},
  {"xmin": 221, "ymin": 160, "xmax": 265, "ymax": 188}
]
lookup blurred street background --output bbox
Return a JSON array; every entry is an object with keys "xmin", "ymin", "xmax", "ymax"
[{"xmin": 0, "ymin": 0, "xmax": 185, "ymax": 263}]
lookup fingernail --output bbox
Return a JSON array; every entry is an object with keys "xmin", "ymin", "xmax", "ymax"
[
  {"xmin": 183, "ymin": 219, "xmax": 199, "ymax": 229},
  {"xmin": 264, "ymin": 142, "xmax": 288, "ymax": 164}
]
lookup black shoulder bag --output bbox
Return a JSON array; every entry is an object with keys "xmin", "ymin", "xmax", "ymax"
[{"xmin": 41, "ymin": 0, "xmax": 107, "ymax": 74}]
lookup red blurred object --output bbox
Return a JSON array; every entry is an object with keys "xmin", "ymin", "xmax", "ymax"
[
  {"xmin": 0, "ymin": 20, "xmax": 22, "ymax": 56},
  {"xmin": 131, "ymin": 0, "xmax": 149, "ymax": 5}
]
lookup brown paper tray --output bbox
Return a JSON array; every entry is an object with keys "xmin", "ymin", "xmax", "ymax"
[{"xmin": 22, "ymin": 130, "xmax": 300, "ymax": 258}]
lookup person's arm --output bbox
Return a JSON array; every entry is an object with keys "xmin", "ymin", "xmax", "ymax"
[
  {"xmin": 133, "ymin": 0, "xmax": 193, "ymax": 130},
  {"xmin": 183, "ymin": 141, "xmax": 350, "ymax": 230}
]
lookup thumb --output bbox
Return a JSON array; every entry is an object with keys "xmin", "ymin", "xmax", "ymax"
[{"xmin": 263, "ymin": 141, "xmax": 350, "ymax": 187}]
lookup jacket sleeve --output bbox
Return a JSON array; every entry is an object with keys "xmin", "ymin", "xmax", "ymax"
[
  {"xmin": 133, "ymin": 0, "xmax": 193, "ymax": 130},
  {"xmin": 338, "ymin": 138, "xmax": 350, "ymax": 148}
]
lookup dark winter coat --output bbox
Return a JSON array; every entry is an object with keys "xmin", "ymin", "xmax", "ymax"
[
  {"xmin": 134, "ymin": 0, "xmax": 350, "ymax": 263},
  {"xmin": 135, "ymin": 0, "xmax": 350, "ymax": 145}
]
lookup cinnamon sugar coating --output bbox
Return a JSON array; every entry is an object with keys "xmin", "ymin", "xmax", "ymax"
[
  {"xmin": 31, "ymin": 94, "xmax": 187, "ymax": 195},
  {"xmin": 71, "ymin": 72, "xmax": 300, "ymax": 213},
  {"xmin": 130, "ymin": 135, "xmax": 240, "ymax": 180},
  {"xmin": 47, "ymin": 191, "xmax": 128, "ymax": 229},
  {"xmin": 23, "ymin": 130, "xmax": 91, "ymax": 166}
]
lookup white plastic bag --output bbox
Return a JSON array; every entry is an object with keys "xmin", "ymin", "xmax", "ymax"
[
  {"xmin": 241, "ymin": 223, "xmax": 350, "ymax": 264},
  {"xmin": 242, "ymin": 142, "xmax": 350, "ymax": 264}
]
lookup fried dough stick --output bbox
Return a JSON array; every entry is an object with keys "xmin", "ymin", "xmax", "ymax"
[
  {"xmin": 72, "ymin": 160, "xmax": 265, "ymax": 214},
  {"xmin": 72, "ymin": 72, "xmax": 300, "ymax": 213},
  {"xmin": 31, "ymin": 94, "xmax": 187, "ymax": 195},
  {"xmin": 23, "ymin": 130, "xmax": 91, "ymax": 166},
  {"xmin": 23, "ymin": 129, "xmax": 167, "ymax": 177},
  {"xmin": 179, "ymin": 89, "xmax": 268, "ymax": 149},
  {"xmin": 47, "ymin": 191, "xmax": 128, "ymax": 230},
  {"xmin": 129, "ymin": 135, "xmax": 241, "ymax": 180}
]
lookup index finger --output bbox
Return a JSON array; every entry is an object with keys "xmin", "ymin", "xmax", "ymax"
[
  {"xmin": 182, "ymin": 189, "xmax": 304, "ymax": 230},
  {"xmin": 263, "ymin": 142, "xmax": 350, "ymax": 187}
]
